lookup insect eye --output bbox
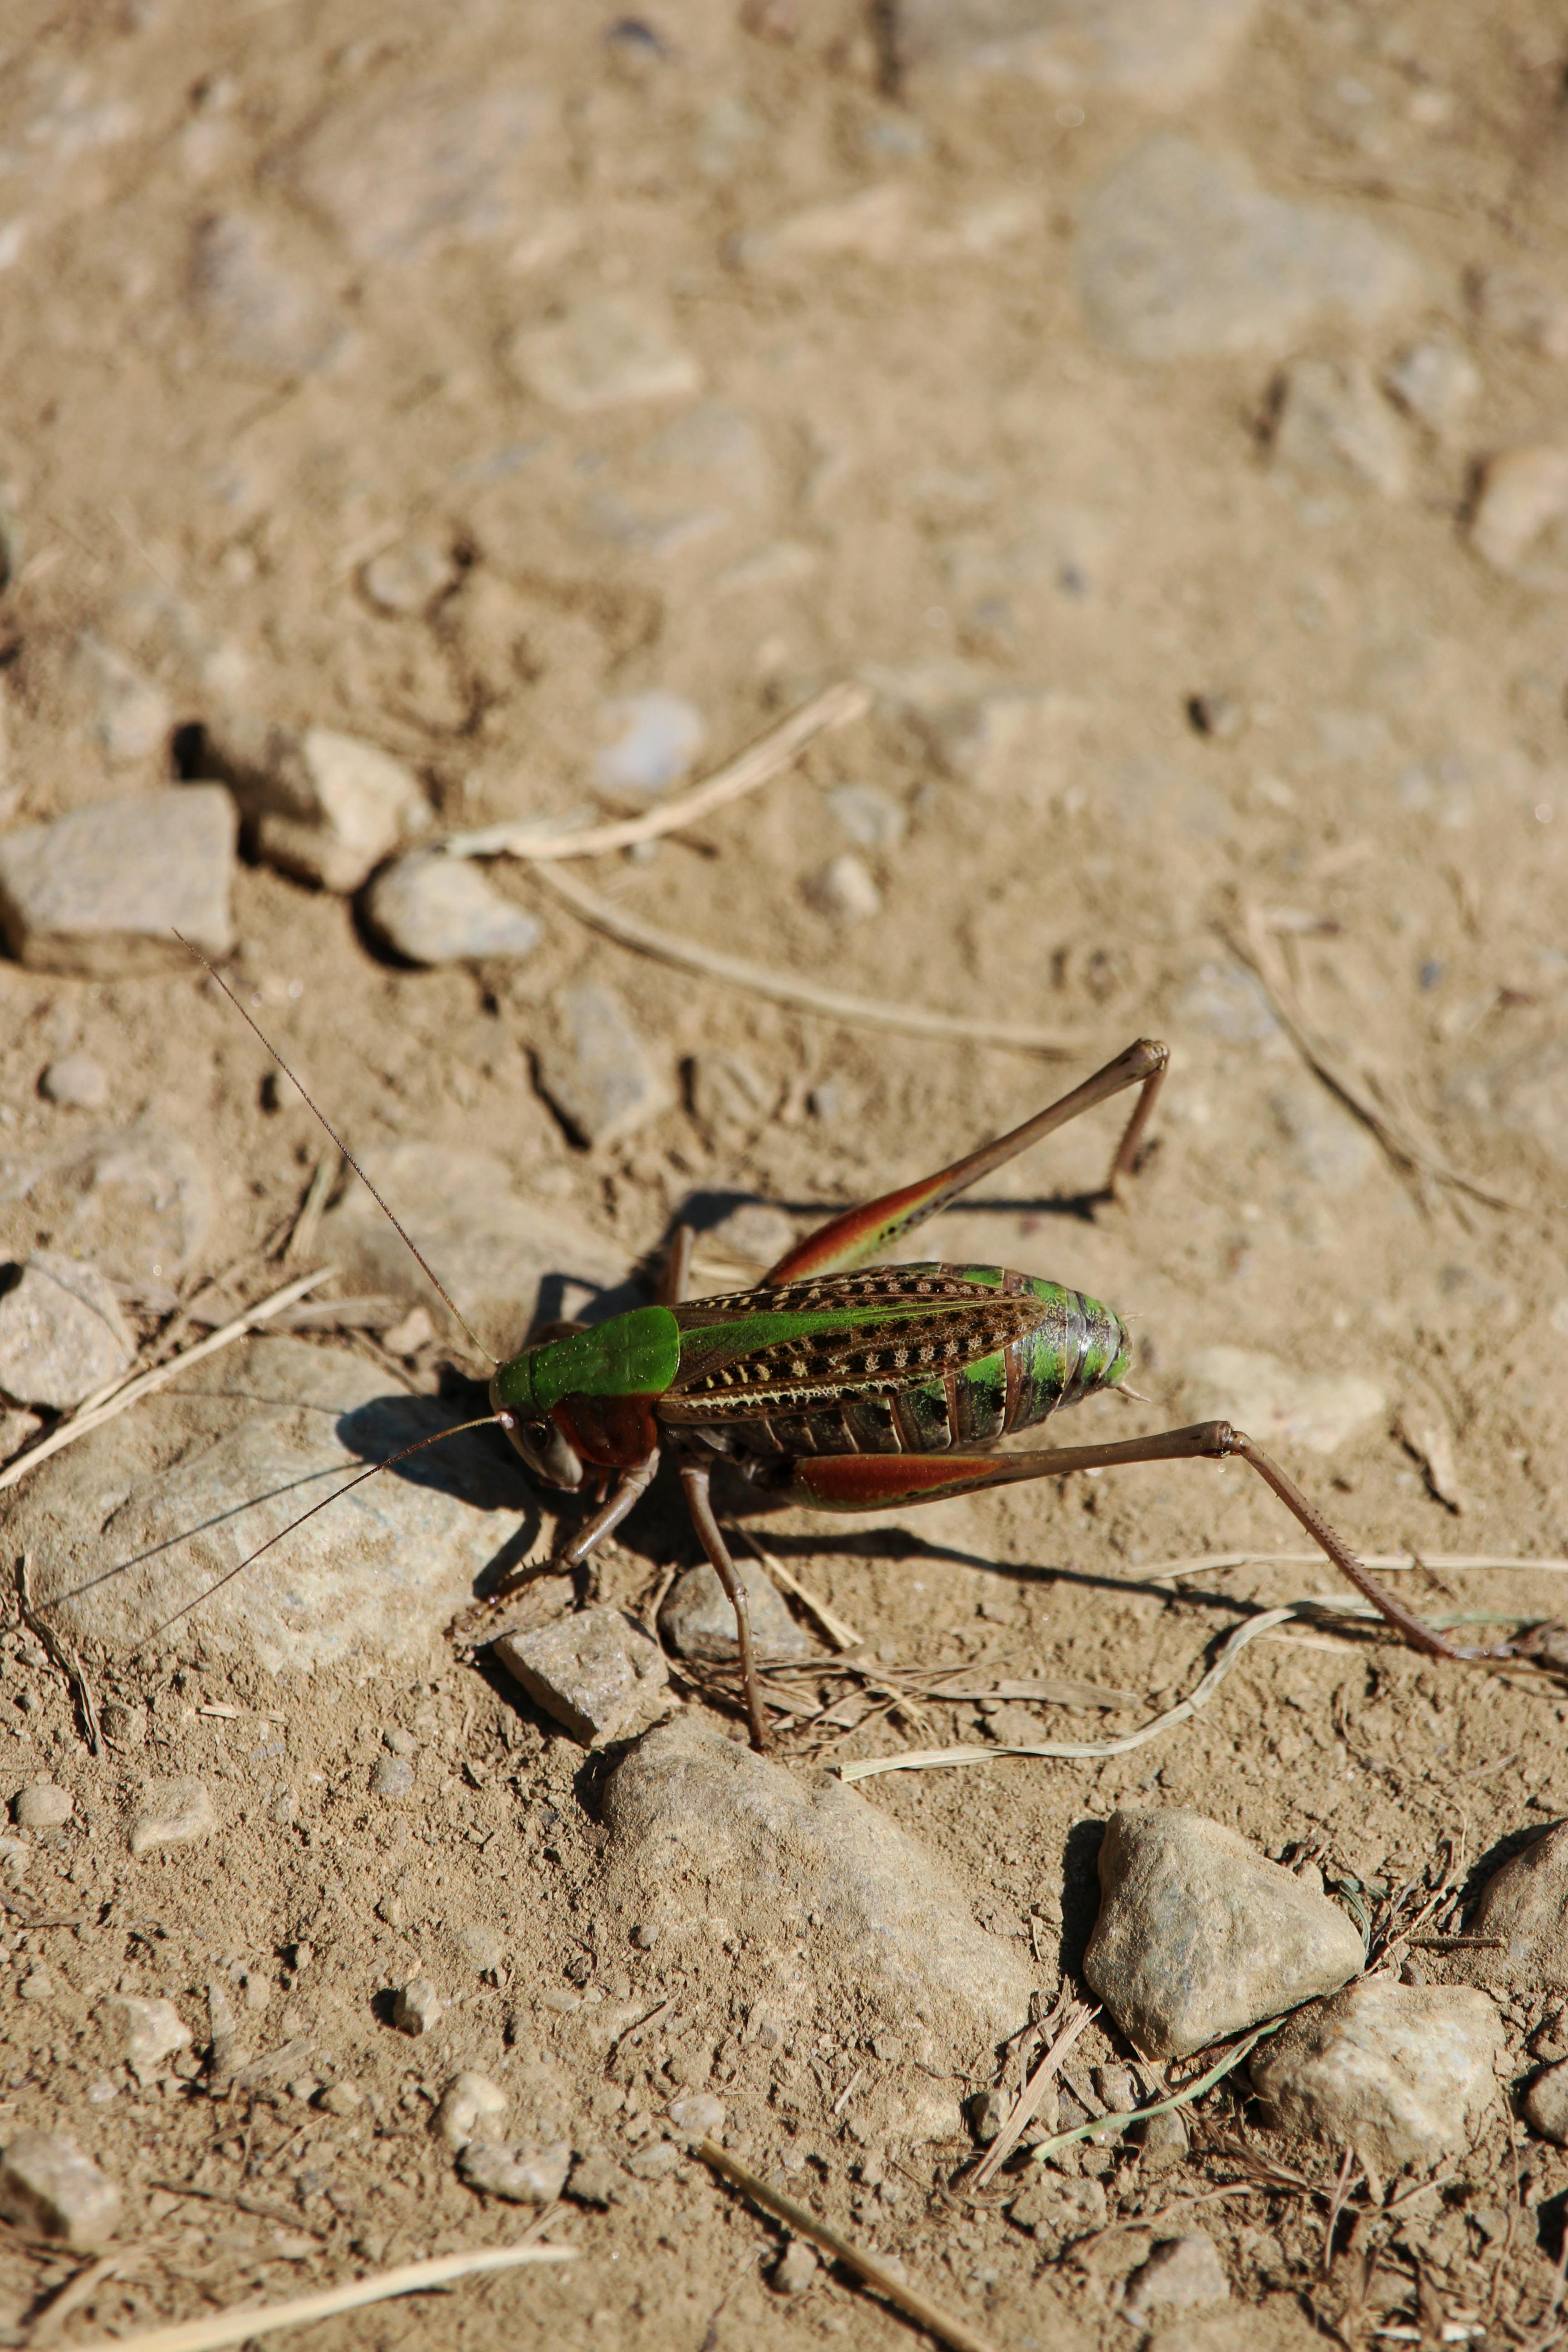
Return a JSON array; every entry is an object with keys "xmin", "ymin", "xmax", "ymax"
[{"xmin": 496, "ymin": 1408, "xmax": 583, "ymax": 1490}]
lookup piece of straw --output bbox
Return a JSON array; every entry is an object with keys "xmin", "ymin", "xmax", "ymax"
[
  {"xmin": 1027, "ymin": 2019, "xmax": 1282, "ymax": 2166},
  {"xmin": 53, "ymin": 2243, "xmax": 577, "ymax": 2352},
  {"xmin": 838, "ymin": 1604, "xmax": 1300, "ymax": 1782},
  {"xmin": 973, "ymin": 1997, "xmax": 1096, "ymax": 2191},
  {"xmin": 531, "ymin": 862, "xmax": 1074, "ymax": 1054},
  {"xmin": 696, "ymin": 2140, "xmax": 1001, "ymax": 2352},
  {"xmin": 0, "ymin": 1267, "xmax": 338, "ymax": 1495},
  {"xmin": 442, "ymin": 679, "xmax": 870, "ymax": 862},
  {"xmin": 1141, "ymin": 1551, "xmax": 1568, "ymax": 1583}
]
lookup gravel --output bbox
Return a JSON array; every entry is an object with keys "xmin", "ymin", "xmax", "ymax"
[
  {"xmin": 199, "ymin": 718, "xmax": 429, "ymax": 892},
  {"xmin": 0, "ymin": 786, "xmax": 236, "ymax": 976},
  {"xmin": 494, "ymin": 1607, "xmax": 671, "ymax": 1745},
  {"xmin": 460, "ymin": 2138, "xmax": 573, "ymax": 2202},
  {"xmin": 12, "ymin": 1783, "xmax": 73, "ymax": 1830},
  {"xmin": 1076, "ymin": 136, "xmax": 1418, "ymax": 361},
  {"xmin": 128, "ymin": 1778, "xmax": 217, "ymax": 1858},
  {"xmin": 1083, "ymin": 1808, "xmax": 1364, "ymax": 2059},
  {"xmin": 392, "ymin": 1977, "xmax": 442, "ymax": 2036},
  {"xmin": 0, "ymin": 1252, "xmax": 136, "ymax": 1410},
  {"xmin": 1249, "ymin": 1979, "xmax": 1502, "ymax": 2169},
  {"xmin": 0, "ymin": 2132, "xmax": 121, "ymax": 2249},
  {"xmin": 363, "ymin": 848, "xmax": 542, "ymax": 965},
  {"xmin": 657, "ymin": 1558, "xmax": 819, "ymax": 1663},
  {"xmin": 533, "ymin": 982, "xmax": 673, "ymax": 1148}
]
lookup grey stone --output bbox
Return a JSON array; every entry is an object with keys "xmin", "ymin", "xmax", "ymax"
[
  {"xmin": 1007, "ymin": 2171, "xmax": 1106, "ymax": 2249},
  {"xmin": 0, "ymin": 1407, "xmax": 42, "ymax": 1463},
  {"xmin": 0, "ymin": 787, "xmax": 236, "ymax": 976},
  {"xmin": 103, "ymin": 1994, "xmax": 190, "ymax": 2080},
  {"xmin": 392, "ymin": 1977, "xmax": 442, "ymax": 2036},
  {"xmin": 510, "ymin": 294, "xmax": 701, "ymax": 413},
  {"xmin": 803, "ymin": 852, "xmax": 881, "ymax": 921},
  {"xmin": 189, "ymin": 213, "xmax": 343, "ymax": 377},
  {"xmin": 318, "ymin": 2081, "xmax": 364, "ymax": 2116},
  {"xmin": 495, "ymin": 1608, "xmax": 670, "ymax": 1746},
  {"xmin": 456, "ymin": 1922, "xmax": 505, "ymax": 1974},
  {"xmin": 68, "ymin": 633, "xmax": 170, "ymax": 766},
  {"xmin": 1077, "ymin": 136, "xmax": 1419, "ymax": 360},
  {"xmin": 1383, "ymin": 338, "xmax": 1480, "ymax": 433},
  {"xmin": 1250, "ymin": 1979, "xmax": 1501, "ymax": 2170},
  {"xmin": 1180, "ymin": 1346, "xmax": 1384, "ymax": 1456},
  {"xmin": 1467, "ymin": 1819, "xmax": 1568, "ymax": 1988},
  {"xmin": 1175, "ymin": 961, "xmax": 1278, "ymax": 1043},
  {"xmin": 1269, "ymin": 1081, "xmax": 1376, "ymax": 1194},
  {"xmin": 128, "ymin": 1777, "xmax": 216, "ymax": 1858},
  {"xmin": 1446, "ymin": 1039, "xmax": 1568, "ymax": 1169},
  {"xmin": 771, "ymin": 2237, "xmax": 820, "ymax": 2293},
  {"xmin": 897, "ymin": 0, "xmax": 1262, "ymax": 106},
  {"xmin": 666, "ymin": 2092, "xmax": 724, "ymax": 2139},
  {"xmin": 199, "ymin": 719, "xmax": 428, "ymax": 894},
  {"xmin": 317, "ymin": 1143, "xmax": 623, "ymax": 1346},
  {"xmin": 0, "ymin": 1254, "xmax": 136, "ymax": 1411},
  {"xmin": 99, "ymin": 1701, "xmax": 144, "ymax": 1747},
  {"xmin": 826, "ymin": 783, "xmax": 906, "ymax": 849},
  {"xmin": 1469, "ymin": 446, "xmax": 1568, "ymax": 586},
  {"xmin": 40, "ymin": 1053, "xmax": 108, "ymax": 1111},
  {"xmin": 10, "ymin": 1337, "xmax": 530, "ymax": 1673},
  {"xmin": 706, "ymin": 1198, "xmax": 795, "ymax": 1266},
  {"xmin": 626, "ymin": 2138, "xmax": 681, "ymax": 2180},
  {"xmin": 534, "ymin": 983, "xmax": 673, "ymax": 1148},
  {"xmin": 0, "ymin": 1122, "xmax": 213, "ymax": 1284},
  {"xmin": 734, "ymin": 184, "xmax": 915, "ymax": 273},
  {"xmin": 434, "ymin": 2071, "xmax": 508, "ymax": 2151},
  {"xmin": 0, "ymin": 2132, "xmax": 121, "ymax": 2250},
  {"xmin": 361, "ymin": 539, "xmax": 458, "ymax": 616},
  {"xmin": 1523, "ymin": 2059, "xmax": 1568, "ymax": 2145},
  {"xmin": 363, "ymin": 849, "xmax": 541, "ymax": 966},
  {"xmin": 599, "ymin": 1715, "xmax": 1032, "ymax": 2141},
  {"xmin": 12, "ymin": 1783, "xmax": 72, "ymax": 1830},
  {"xmin": 370, "ymin": 1754, "xmax": 413, "ymax": 1798},
  {"xmin": 289, "ymin": 80, "xmax": 552, "ymax": 262},
  {"xmin": 1123, "ymin": 2233, "xmax": 1229, "ymax": 2325},
  {"xmin": 687, "ymin": 1052, "xmax": 770, "ymax": 1135},
  {"xmin": 1083, "ymin": 1808, "xmax": 1364, "ymax": 2060},
  {"xmin": 460, "ymin": 2138, "xmax": 572, "ymax": 2202},
  {"xmin": 593, "ymin": 692, "xmax": 706, "ymax": 796},
  {"xmin": 659, "ymin": 1558, "xmax": 818, "ymax": 1665},
  {"xmin": 1270, "ymin": 357, "xmax": 1410, "ymax": 498}
]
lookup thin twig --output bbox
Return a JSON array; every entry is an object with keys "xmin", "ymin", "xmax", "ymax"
[
  {"xmin": 1142, "ymin": 1551, "xmax": 1568, "ymax": 1583},
  {"xmin": 973, "ymin": 1998, "xmax": 1097, "ymax": 2190},
  {"xmin": 0, "ymin": 1268, "xmax": 336, "ymax": 1495},
  {"xmin": 696, "ymin": 2139, "xmax": 1002, "ymax": 2352},
  {"xmin": 26, "ymin": 2253, "xmax": 121, "ymax": 2347},
  {"xmin": 282, "ymin": 1148, "xmax": 341, "ymax": 1265},
  {"xmin": 838, "ymin": 1604, "xmax": 1300, "ymax": 1783},
  {"xmin": 51, "ymin": 2244, "xmax": 576, "ymax": 2352},
  {"xmin": 1026, "ymin": 2019, "xmax": 1283, "ymax": 2166},
  {"xmin": 1230, "ymin": 904, "xmax": 1514, "ymax": 1211},
  {"xmin": 442, "ymin": 679, "xmax": 870, "ymax": 861},
  {"xmin": 530, "ymin": 862, "xmax": 1075, "ymax": 1054}
]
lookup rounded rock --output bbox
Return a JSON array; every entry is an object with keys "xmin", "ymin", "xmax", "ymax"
[
  {"xmin": 1122, "ymin": 2232, "xmax": 1229, "ymax": 2326},
  {"xmin": 0, "ymin": 2132, "xmax": 121, "ymax": 2250},
  {"xmin": 369, "ymin": 1754, "xmax": 413, "ymax": 1799},
  {"xmin": 1250, "ymin": 1979, "xmax": 1502, "ymax": 2170},
  {"xmin": 128, "ymin": 1777, "xmax": 217, "ymax": 1858},
  {"xmin": 392, "ymin": 1977, "xmax": 442, "ymax": 2037},
  {"xmin": 0, "ymin": 1255, "xmax": 137, "ymax": 1413},
  {"xmin": 1522, "ymin": 2058, "xmax": 1568, "ymax": 2146},
  {"xmin": 39, "ymin": 1054, "xmax": 109, "ymax": 1111},
  {"xmin": 434, "ymin": 2070, "xmax": 509, "ymax": 2152},
  {"xmin": 363, "ymin": 849, "xmax": 542, "ymax": 966},
  {"xmin": 803, "ymin": 852, "xmax": 881, "ymax": 921},
  {"xmin": 13, "ymin": 1783, "xmax": 72, "ymax": 1831},
  {"xmin": 771, "ymin": 2237, "xmax": 820, "ymax": 2295},
  {"xmin": 459, "ymin": 2137, "xmax": 573, "ymax": 2204},
  {"xmin": 658, "ymin": 1557, "xmax": 817, "ymax": 1665}
]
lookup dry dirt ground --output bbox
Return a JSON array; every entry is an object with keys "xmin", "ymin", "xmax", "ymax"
[{"xmin": 1, "ymin": 0, "xmax": 1568, "ymax": 2347}]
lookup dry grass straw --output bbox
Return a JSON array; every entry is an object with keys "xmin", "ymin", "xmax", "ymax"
[
  {"xmin": 1142, "ymin": 1550, "xmax": 1568, "ymax": 1582},
  {"xmin": 51, "ymin": 2242, "xmax": 576, "ymax": 2352},
  {"xmin": 972, "ymin": 1994, "xmax": 1097, "ymax": 2191},
  {"xmin": 1025, "ymin": 2018, "xmax": 1283, "ymax": 2167},
  {"xmin": 696, "ymin": 2138, "xmax": 1002, "ymax": 2352},
  {"xmin": 0, "ymin": 1267, "xmax": 337, "ymax": 1496}
]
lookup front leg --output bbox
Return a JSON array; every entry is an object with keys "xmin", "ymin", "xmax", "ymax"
[
  {"xmin": 452, "ymin": 1451, "xmax": 661, "ymax": 1646},
  {"xmin": 779, "ymin": 1426, "xmax": 1538, "ymax": 1669}
]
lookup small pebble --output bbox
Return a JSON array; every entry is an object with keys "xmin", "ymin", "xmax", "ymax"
[
  {"xmin": 460, "ymin": 2138, "xmax": 573, "ymax": 2203},
  {"xmin": 1187, "ymin": 692, "xmax": 1244, "ymax": 741},
  {"xmin": 1523, "ymin": 2060, "xmax": 1568, "ymax": 2145},
  {"xmin": 630, "ymin": 1923, "xmax": 658, "ymax": 1950},
  {"xmin": 434, "ymin": 2071, "xmax": 508, "ymax": 2152},
  {"xmin": 0, "ymin": 1407, "xmax": 43, "ymax": 1463},
  {"xmin": 706, "ymin": 1198, "xmax": 796, "ymax": 1266},
  {"xmin": 658, "ymin": 1558, "xmax": 817, "ymax": 1665},
  {"xmin": 510, "ymin": 294, "xmax": 702, "ymax": 413},
  {"xmin": 12, "ymin": 1783, "xmax": 72, "ymax": 1831},
  {"xmin": 369, "ymin": 1754, "xmax": 413, "ymax": 1798},
  {"xmin": 1383, "ymin": 338, "xmax": 1480, "ymax": 432},
  {"xmin": 382, "ymin": 1726, "xmax": 417, "ymax": 1757},
  {"xmin": 1122, "ymin": 2233, "xmax": 1230, "ymax": 2325},
  {"xmin": 318, "ymin": 2081, "xmax": 364, "ymax": 2117},
  {"xmin": 0, "ymin": 2132, "xmax": 122, "ymax": 2250},
  {"xmin": 392, "ymin": 1978, "xmax": 442, "ymax": 2037},
  {"xmin": 199, "ymin": 717, "xmax": 429, "ymax": 894},
  {"xmin": 1181, "ymin": 1346, "xmax": 1384, "ymax": 1455},
  {"xmin": 666, "ymin": 2093, "xmax": 725, "ymax": 2139},
  {"xmin": 0, "ymin": 788, "xmax": 236, "ymax": 977},
  {"xmin": 533, "ymin": 983, "xmax": 673, "ymax": 1149},
  {"xmin": 496, "ymin": 1607, "xmax": 669, "ymax": 1746},
  {"xmin": 103, "ymin": 1995, "xmax": 189, "ymax": 2081},
  {"xmin": 188, "ymin": 212, "xmax": 342, "ymax": 377},
  {"xmin": 1270, "ymin": 355, "xmax": 1409, "ymax": 498},
  {"xmin": 127, "ymin": 1777, "xmax": 217, "ymax": 1859},
  {"xmin": 380, "ymin": 1307, "xmax": 433, "ymax": 1358},
  {"xmin": 1469, "ymin": 446, "xmax": 1568, "ymax": 583},
  {"xmin": 360, "ymin": 539, "xmax": 457, "ymax": 616},
  {"xmin": 363, "ymin": 849, "xmax": 541, "ymax": 966},
  {"xmin": 1007, "ymin": 2172, "xmax": 1106, "ymax": 2249},
  {"xmin": 1470, "ymin": 266, "xmax": 1568, "ymax": 357},
  {"xmin": 592, "ymin": 691, "xmax": 706, "ymax": 797},
  {"xmin": 803, "ymin": 852, "xmax": 881, "ymax": 921},
  {"xmin": 826, "ymin": 782, "xmax": 906, "ymax": 849},
  {"xmin": 624, "ymin": 2138, "xmax": 680, "ymax": 2180},
  {"xmin": 0, "ymin": 1255, "xmax": 136, "ymax": 1413},
  {"xmin": 19, "ymin": 1969, "xmax": 54, "ymax": 2002},
  {"xmin": 968, "ymin": 2088, "xmax": 1007, "ymax": 2144},
  {"xmin": 456, "ymin": 1923, "xmax": 505, "ymax": 1974},
  {"xmin": 1468, "ymin": 1819, "xmax": 1568, "ymax": 1983},
  {"xmin": 39, "ymin": 1053, "xmax": 108, "ymax": 1111},
  {"xmin": 1250, "ymin": 1979, "xmax": 1501, "ymax": 2169},
  {"xmin": 687, "ymin": 1050, "xmax": 769, "ymax": 1133},
  {"xmin": 771, "ymin": 2237, "xmax": 820, "ymax": 2294}
]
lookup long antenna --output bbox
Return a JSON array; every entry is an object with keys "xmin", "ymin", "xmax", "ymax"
[
  {"xmin": 134, "ymin": 1413, "xmax": 502, "ymax": 1646},
  {"xmin": 177, "ymin": 932, "xmax": 497, "ymax": 1366}
]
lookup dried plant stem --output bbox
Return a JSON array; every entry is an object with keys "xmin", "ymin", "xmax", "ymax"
[
  {"xmin": 973, "ymin": 1998, "xmax": 1097, "ymax": 2190},
  {"xmin": 1027, "ymin": 2020, "xmax": 1283, "ymax": 2167},
  {"xmin": 52, "ymin": 2243, "xmax": 576, "ymax": 2352},
  {"xmin": 838, "ymin": 1604, "xmax": 1300, "ymax": 1782},
  {"xmin": 0, "ymin": 1268, "xmax": 337, "ymax": 1495},
  {"xmin": 282, "ymin": 1147, "xmax": 341, "ymax": 1264},
  {"xmin": 442, "ymin": 679, "xmax": 870, "ymax": 861},
  {"xmin": 530, "ymin": 862, "xmax": 1075, "ymax": 1054},
  {"xmin": 696, "ymin": 2139, "xmax": 1002, "ymax": 2352},
  {"xmin": 1143, "ymin": 1551, "xmax": 1568, "ymax": 1582}
]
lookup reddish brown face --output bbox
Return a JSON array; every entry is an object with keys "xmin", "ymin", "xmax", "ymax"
[{"xmin": 549, "ymin": 1391, "xmax": 661, "ymax": 1471}]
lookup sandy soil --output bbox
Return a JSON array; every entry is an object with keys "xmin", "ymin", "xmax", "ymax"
[{"xmin": 0, "ymin": 0, "xmax": 1567, "ymax": 2346}]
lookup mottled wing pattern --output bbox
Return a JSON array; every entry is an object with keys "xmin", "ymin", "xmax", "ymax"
[{"xmin": 662, "ymin": 1267, "xmax": 1042, "ymax": 1424}]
